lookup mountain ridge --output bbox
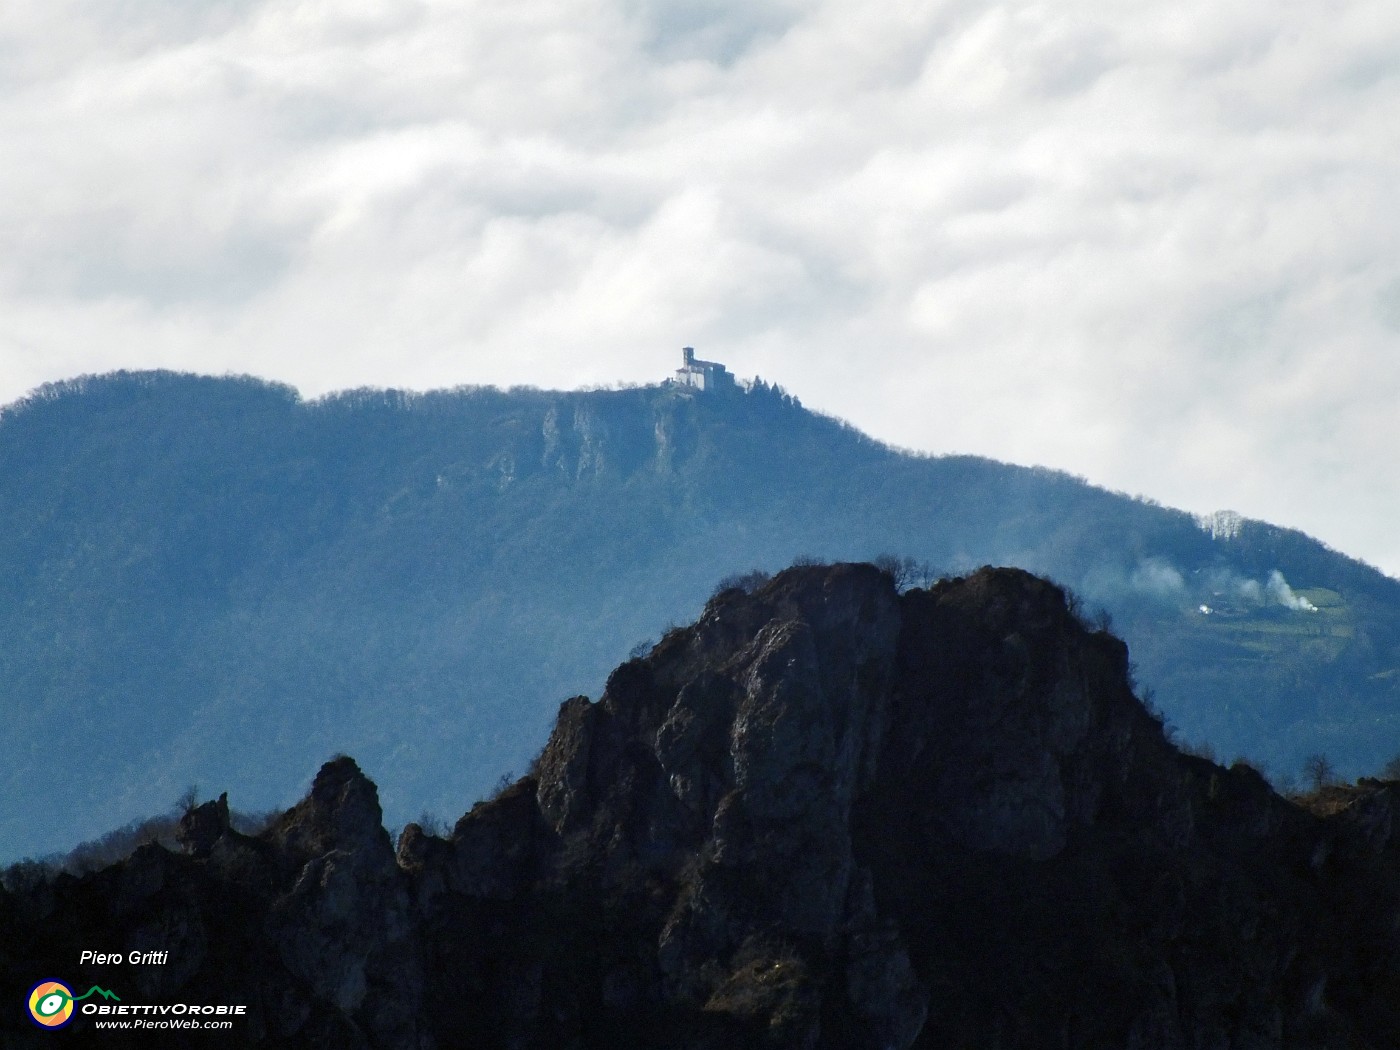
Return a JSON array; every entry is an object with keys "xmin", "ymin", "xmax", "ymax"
[{"xmin": 4, "ymin": 370, "xmax": 1400, "ymax": 860}]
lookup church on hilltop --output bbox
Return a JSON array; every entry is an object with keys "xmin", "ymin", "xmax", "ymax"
[{"xmin": 672, "ymin": 347, "xmax": 735, "ymax": 392}]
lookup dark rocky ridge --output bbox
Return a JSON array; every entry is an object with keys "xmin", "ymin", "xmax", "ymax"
[{"xmin": 5, "ymin": 564, "xmax": 1400, "ymax": 1047}]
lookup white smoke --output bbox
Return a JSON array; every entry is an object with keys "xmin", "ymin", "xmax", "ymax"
[
  {"xmin": 1096, "ymin": 557, "xmax": 1319, "ymax": 615},
  {"xmin": 1233, "ymin": 576, "xmax": 1264, "ymax": 603},
  {"xmin": 1203, "ymin": 566, "xmax": 1319, "ymax": 612},
  {"xmin": 1129, "ymin": 557, "xmax": 1187, "ymax": 600},
  {"xmin": 1266, "ymin": 570, "xmax": 1319, "ymax": 612}
]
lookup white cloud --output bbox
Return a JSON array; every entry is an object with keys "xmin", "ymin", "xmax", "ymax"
[{"xmin": 5, "ymin": 0, "xmax": 1400, "ymax": 571}]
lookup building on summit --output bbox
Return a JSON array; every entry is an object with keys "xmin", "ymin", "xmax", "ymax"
[{"xmin": 673, "ymin": 347, "xmax": 735, "ymax": 391}]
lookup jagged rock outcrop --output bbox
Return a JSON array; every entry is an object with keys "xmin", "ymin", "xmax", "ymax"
[
  {"xmin": 6, "ymin": 564, "xmax": 1400, "ymax": 1048},
  {"xmin": 2, "ymin": 757, "xmax": 426, "ymax": 1049}
]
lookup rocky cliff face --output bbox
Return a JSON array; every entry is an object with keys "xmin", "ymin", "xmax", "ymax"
[{"xmin": 5, "ymin": 564, "xmax": 1400, "ymax": 1048}]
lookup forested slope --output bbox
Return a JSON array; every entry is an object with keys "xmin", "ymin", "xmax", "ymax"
[{"xmin": 4, "ymin": 371, "xmax": 1398, "ymax": 859}]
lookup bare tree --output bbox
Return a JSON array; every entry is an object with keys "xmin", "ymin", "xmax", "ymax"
[
  {"xmin": 713, "ymin": 569, "xmax": 771, "ymax": 597},
  {"xmin": 911, "ymin": 561, "xmax": 941, "ymax": 589},
  {"xmin": 874, "ymin": 554, "xmax": 938, "ymax": 591},
  {"xmin": 872, "ymin": 553, "xmax": 909, "ymax": 589},
  {"xmin": 1382, "ymin": 753, "xmax": 1400, "ymax": 781},
  {"xmin": 177, "ymin": 784, "xmax": 200, "ymax": 814},
  {"xmin": 1303, "ymin": 753, "xmax": 1336, "ymax": 792},
  {"xmin": 1091, "ymin": 606, "xmax": 1114, "ymax": 634}
]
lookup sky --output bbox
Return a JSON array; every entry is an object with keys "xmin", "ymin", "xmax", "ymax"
[{"xmin": 4, "ymin": 0, "xmax": 1400, "ymax": 573}]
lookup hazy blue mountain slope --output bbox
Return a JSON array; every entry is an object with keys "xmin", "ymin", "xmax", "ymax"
[{"xmin": 3, "ymin": 370, "xmax": 1398, "ymax": 860}]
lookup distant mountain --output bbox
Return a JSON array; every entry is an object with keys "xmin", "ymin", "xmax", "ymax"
[
  {"xmin": 7, "ymin": 564, "xmax": 1400, "ymax": 1048},
  {"xmin": 3, "ymin": 369, "xmax": 1400, "ymax": 860}
]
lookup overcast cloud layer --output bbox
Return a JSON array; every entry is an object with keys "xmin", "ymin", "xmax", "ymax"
[{"xmin": 4, "ymin": 0, "xmax": 1400, "ymax": 571}]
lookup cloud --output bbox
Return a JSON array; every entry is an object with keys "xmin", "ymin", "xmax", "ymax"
[{"xmin": 5, "ymin": 0, "xmax": 1400, "ymax": 571}]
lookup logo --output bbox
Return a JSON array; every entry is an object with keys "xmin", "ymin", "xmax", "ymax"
[{"xmin": 27, "ymin": 981, "xmax": 120, "ymax": 1029}]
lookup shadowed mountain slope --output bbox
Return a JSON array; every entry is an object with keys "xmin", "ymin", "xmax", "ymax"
[
  {"xmin": 5, "ymin": 565, "xmax": 1400, "ymax": 1048},
  {"xmin": 3, "ymin": 371, "xmax": 1400, "ymax": 859}
]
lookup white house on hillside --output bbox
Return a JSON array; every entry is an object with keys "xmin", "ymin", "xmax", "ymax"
[{"xmin": 673, "ymin": 347, "xmax": 735, "ymax": 391}]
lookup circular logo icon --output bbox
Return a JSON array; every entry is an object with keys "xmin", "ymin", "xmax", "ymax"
[{"xmin": 28, "ymin": 981, "xmax": 75, "ymax": 1029}]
